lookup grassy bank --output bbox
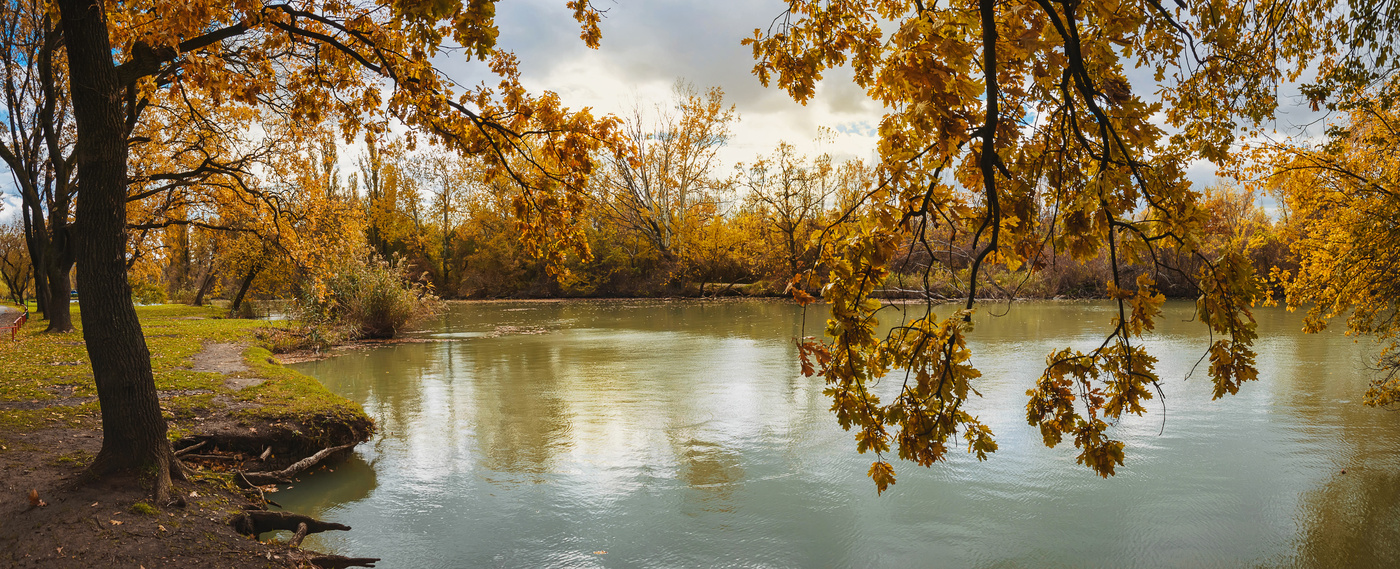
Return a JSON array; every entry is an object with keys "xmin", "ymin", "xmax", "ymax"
[{"xmin": 0, "ymin": 304, "xmax": 374, "ymax": 568}]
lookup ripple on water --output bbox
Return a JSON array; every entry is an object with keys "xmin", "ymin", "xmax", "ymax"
[{"xmin": 277, "ymin": 301, "xmax": 1400, "ymax": 568}]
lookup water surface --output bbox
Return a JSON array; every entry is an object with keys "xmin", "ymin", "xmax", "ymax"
[{"xmin": 281, "ymin": 300, "xmax": 1400, "ymax": 568}]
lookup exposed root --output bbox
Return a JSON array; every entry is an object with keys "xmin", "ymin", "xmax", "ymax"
[
  {"xmin": 290, "ymin": 522, "xmax": 310, "ymax": 548},
  {"xmin": 306, "ymin": 555, "xmax": 381, "ymax": 568},
  {"xmin": 237, "ymin": 443, "xmax": 355, "ymax": 486},
  {"xmin": 228, "ymin": 510, "xmax": 350, "ymax": 537}
]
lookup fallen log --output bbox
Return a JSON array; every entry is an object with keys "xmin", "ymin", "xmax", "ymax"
[
  {"xmin": 228, "ymin": 510, "xmax": 350, "ymax": 537},
  {"xmin": 308, "ymin": 555, "xmax": 381, "ymax": 568},
  {"xmin": 237, "ymin": 443, "xmax": 355, "ymax": 486}
]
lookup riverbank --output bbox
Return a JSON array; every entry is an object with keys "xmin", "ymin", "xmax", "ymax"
[{"xmin": 0, "ymin": 304, "xmax": 374, "ymax": 568}]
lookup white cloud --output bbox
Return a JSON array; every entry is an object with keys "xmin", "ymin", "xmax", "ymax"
[{"xmin": 428, "ymin": 0, "xmax": 887, "ymax": 173}]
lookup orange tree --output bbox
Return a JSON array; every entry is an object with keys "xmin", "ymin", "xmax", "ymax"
[
  {"xmin": 54, "ymin": 0, "xmax": 614, "ymax": 501},
  {"xmin": 746, "ymin": 0, "xmax": 1337, "ymax": 492},
  {"xmin": 1264, "ymin": 79, "xmax": 1400, "ymax": 407}
]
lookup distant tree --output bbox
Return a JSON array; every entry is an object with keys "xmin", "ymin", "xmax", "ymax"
[
  {"xmin": 0, "ymin": 0, "xmax": 77, "ymax": 331},
  {"xmin": 0, "ymin": 222, "xmax": 33, "ymax": 307},
  {"xmin": 599, "ymin": 83, "xmax": 737, "ymax": 268},
  {"xmin": 741, "ymin": 142, "xmax": 836, "ymax": 278}
]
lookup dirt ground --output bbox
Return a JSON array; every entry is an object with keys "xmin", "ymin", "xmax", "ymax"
[{"xmin": 0, "ymin": 334, "xmax": 376, "ymax": 568}]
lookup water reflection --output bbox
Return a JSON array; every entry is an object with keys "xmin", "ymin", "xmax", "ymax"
[{"xmin": 278, "ymin": 300, "xmax": 1400, "ymax": 568}]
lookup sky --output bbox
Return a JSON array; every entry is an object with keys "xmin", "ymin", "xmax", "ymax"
[
  {"xmin": 451, "ymin": 0, "xmax": 886, "ymax": 170},
  {"xmin": 1, "ymin": 1, "xmax": 1339, "ymax": 223},
  {"xmin": 441, "ymin": 0, "xmax": 1332, "ymax": 197}
]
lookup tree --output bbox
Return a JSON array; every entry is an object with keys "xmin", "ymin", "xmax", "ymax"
[
  {"xmin": 0, "ymin": 221, "xmax": 33, "ymax": 306},
  {"xmin": 746, "ymin": 0, "xmax": 1328, "ymax": 492},
  {"xmin": 0, "ymin": 0, "xmax": 77, "ymax": 331},
  {"xmin": 415, "ymin": 150, "xmax": 470, "ymax": 295},
  {"xmin": 1264, "ymin": 82, "xmax": 1400, "ymax": 406},
  {"xmin": 598, "ymin": 83, "xmax": 737, "ymax": 269},
  {"xmin": 52, "ymin": 0, "xmax": 614, "ymax": 501},
  {"xmin": 741, "ymin": 142, "xmax": 836, "ymax": 278}
]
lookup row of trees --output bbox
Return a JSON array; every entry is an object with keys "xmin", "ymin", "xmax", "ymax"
[
  {"xmin": 3, "ymin": 0, "xmax": 1400, "ymax": 500},
  {"xmin": 101, "ymin": 82, "xmax": 1298, "ymax": 308},
  {"xmin": 90, "ymin": 84, "xmax": 860, "ymax": 304}
]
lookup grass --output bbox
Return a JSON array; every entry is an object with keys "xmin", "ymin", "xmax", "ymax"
[{"xmin": 0, "ymin": 303, "xmax": 371, "ymax": 448}]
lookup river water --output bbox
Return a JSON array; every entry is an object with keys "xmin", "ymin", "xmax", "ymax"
[{"xmin": 279, "ymin": 300, "xmax": 1400, "ymax": 568}]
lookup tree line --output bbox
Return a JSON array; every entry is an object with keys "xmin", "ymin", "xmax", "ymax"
[{"xmin": 1, "ymin": 82, "xmax": 1298, "ymax": 309}]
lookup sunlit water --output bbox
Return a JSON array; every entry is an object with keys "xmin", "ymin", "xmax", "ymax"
[{"xmin": 278, "ymin": 300, "xmax": 1400, "ymax": 568}]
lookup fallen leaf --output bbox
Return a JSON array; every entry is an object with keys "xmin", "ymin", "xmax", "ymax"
[
  {"xmin": 109, "ymin": 520, "xmax": 123, "ymax": 525},
  {"xmin": 27, "ymin": 489, "xmax": 39, "ymax": 507},
  {"xmin": 90, "ymin": 502, "xmax": 99, "ymax": 507},
  {"xmin": 158, "ymin": 524, "xmax": 167, "ymax": 532}
]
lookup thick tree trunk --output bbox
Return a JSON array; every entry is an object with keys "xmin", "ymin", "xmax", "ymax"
[
  {"xmin": 42, "ymin": 255, "xmax": 75, "ymax": 332},
  {"xmin": 58, "ymin": 0, "xmax": 177, "ymax": 500}
]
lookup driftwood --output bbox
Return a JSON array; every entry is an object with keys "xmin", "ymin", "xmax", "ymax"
[
  {"xmin": 228, "ymin": 510, "xmax": 350, "ymax": 537},
  {"xmin": 238, "ymin": 443, "xmax": 354, "ymax": 486},
  {"xmin": 308, "ymin": 555, "xmax": 381, "ymax": 568}
]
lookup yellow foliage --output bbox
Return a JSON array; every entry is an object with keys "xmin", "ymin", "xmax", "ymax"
[{"xmin": 750, "ymin": 0, "xmax": 1312, "ymax": 490}]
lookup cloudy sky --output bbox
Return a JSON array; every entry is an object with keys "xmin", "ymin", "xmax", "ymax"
[
  {"xmin": 446, "ymin": 0, "xmax": 1331, "ymax": 193},
  {"xmin": 451, "ymin": 0, "xmax": 886, "ymax": 170},
  {"xmin": 0, "ymin": 1, "xmax": 1335, "ymax": 222}
]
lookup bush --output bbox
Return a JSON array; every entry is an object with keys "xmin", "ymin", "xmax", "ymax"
[
  {"xmin": 129, "ymin": 279, "xmax": 168, "ymax": 305},
  {"xmin": 299, "ymin": 255, "xmax": 441, "ymax": 339}
]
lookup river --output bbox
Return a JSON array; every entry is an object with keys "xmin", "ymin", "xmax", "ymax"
[{"xmin": 278, "ymin": 300, "xmax": 1400, "ymax": 568}]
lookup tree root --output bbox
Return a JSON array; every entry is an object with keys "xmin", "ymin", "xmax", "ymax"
[
  {"xmin": 290, "ymin": 522, "xmax": 310, "ymax": 548},
  {"xmin": 237, "ymin": 443, "xmax": 354, "ymax": 486},
  {"xmin": 306, "ymin": 555, "xmax": 381, "ymax": 568},
  {"xmin": 228, "ymin": 510, "xmax": 350, "ymax": 537}
]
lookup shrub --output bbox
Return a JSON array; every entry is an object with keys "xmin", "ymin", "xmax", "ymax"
[
  {"xmin": 299, "ymin": 255, "xmax": 441, "ymax": 339},
  {"xmin": 129, "ymin": 278, "xmax": 168, "ymax": 305}
]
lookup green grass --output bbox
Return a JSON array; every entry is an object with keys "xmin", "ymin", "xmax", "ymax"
[
  {"xmin": 0, "ymin": 303, "xmax": 371, "ymax": 445},
  {"xmin": 129, "ymin": 501, "xmax": 158, "ymax": 516},
  {"xmin": 236, "ymin": 346, "xmax": 373, "ymax": 445}
]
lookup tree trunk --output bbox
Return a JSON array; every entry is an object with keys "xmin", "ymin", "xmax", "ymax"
[
  {"xmin": 191, "ymin": 267, "xmax": 217, "ymax": 306},
  {"xmin": 42, "ymin": 254, "xmax": 75, "ymax": 332},
  {"xmin": 20, "ymin": 204, "xmax": 50, "ymax": 318},
  {"xmin": 230, "ymin": 263, "xmax": 261, "ymax": 314},
  {"xmin": 58, "ymin": 0, "xmax": 177, "ymax": 501}
]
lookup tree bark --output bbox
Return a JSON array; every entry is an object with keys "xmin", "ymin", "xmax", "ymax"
[
  {"xmin": 57, "ymin": 0, "xmax": 176, "ymax": 500},
  {"xmin": 21, "ymin": 212, "xmax": 49, "ymax": 317},
  {"xmin": 229, "ymin": 262, "xmax": 261, "ymax": 313},
  {"xmin": 191, "ymin": 266, "xmax": 217, "ymax": 306},
  {"xmin": 42, "ymin": 253, "xmax": 75, "ymax": 332}
]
